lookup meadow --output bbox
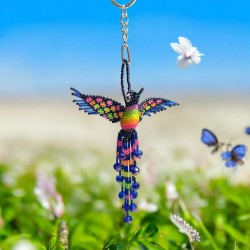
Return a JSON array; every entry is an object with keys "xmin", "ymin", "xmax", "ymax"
[{"xmin": 0, "ymin": 94, "xmax": 250, "ymax": 249}]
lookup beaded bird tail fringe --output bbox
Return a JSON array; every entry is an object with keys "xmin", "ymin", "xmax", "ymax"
[{"xmin": 113, "ymin": 129, "xmax": 143, "ymax": 224}]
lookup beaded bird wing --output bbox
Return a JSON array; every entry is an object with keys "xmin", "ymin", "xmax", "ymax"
[
  {"xmin": 71, "ymin": 87, "xmax": 124, "ymax": 123},
  {"xmin": 138, "ymin": 98, "xmax": 179, "ymax": 121}
]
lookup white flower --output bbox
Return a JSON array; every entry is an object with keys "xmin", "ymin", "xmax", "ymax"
[
  {"xmin": 169, "ymin": 214, "xmax": 200, "ymax": 243},
  {"xmin": 12, "ymin": 240, "xmax": 36, "ymax": 250},
  {"xmin": 170, "ymin": 37, "xmax": 204, "ymax": 68},
  {"xmin": 138, "ymin": 200, "xmax": 158, "ymax": 213},
  {"xmin": 165, "ymin": 181, "xmax": 179, "ymax": 201},
  {"xmin": 34, "ymin": 173, "xmax": 65, "ymax": 218}
]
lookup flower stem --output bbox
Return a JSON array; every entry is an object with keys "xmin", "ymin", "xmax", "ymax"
[{"xmin": 198, "ymin": 220, "xmax": 220, "ymax": 250}]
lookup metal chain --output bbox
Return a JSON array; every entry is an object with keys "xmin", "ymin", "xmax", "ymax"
[
  {"xmin": 120, "ymin": 5, "xmax": 131, "ymax": 63},
  {"xmin": 120, "ymin": 5, "xmax": 129, "ymax": 44}
]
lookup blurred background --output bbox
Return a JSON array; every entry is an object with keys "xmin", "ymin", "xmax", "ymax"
[
  {"xmin": 1, "ymin": 2, "xmax": 250, "ymax": 248},
  {"xmin": 1, "ymin": 0, "xmax": 250, "ymax": 182}
]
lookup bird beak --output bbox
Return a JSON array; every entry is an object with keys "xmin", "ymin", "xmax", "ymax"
[{"xmin": 138, "ymin": 88, "xmax": 144, "ymax": 96}]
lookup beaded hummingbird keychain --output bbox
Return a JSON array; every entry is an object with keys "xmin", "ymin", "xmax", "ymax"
[{"xmin": 71, "ymin": 0, "xmax": 179, "ymax": 224}]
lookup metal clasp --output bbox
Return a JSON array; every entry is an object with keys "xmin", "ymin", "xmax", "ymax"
[
  {"xmin": 121, "ymin": 44, "xmax": 131, "ymax": 64},
  {"xmin": 111, "ymin": 0, "xmax": 136, "ymax": 9}
]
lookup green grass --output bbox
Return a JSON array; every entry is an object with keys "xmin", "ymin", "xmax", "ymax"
[{"xmin": 0, "ymin": 158, "xmax": 250, "ymax": 250}]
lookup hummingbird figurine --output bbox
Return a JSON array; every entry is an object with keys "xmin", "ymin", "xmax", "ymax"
[{"xmin": 71, "ymin": 59, "xmax": 179, "ymax": 223}]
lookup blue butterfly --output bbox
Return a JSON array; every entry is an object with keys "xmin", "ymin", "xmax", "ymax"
[
  {"xmin": 201, "ymin": 128, "xmax": 223, "ymax": 153},
  {"xmin": 245, "ymin": 127, "xmax": 250, "ymax": 135},
  {"xmin": 221, "ymin": 145, "xmax": 247, "ymax": 167}
]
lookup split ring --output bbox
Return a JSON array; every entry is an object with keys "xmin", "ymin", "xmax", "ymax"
[{"xmin": 111, "ymin": 0, "xmax": 136, "ymax": 9}]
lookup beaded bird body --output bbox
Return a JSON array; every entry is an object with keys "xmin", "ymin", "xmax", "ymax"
[
  {"xmin": 121, "ymin": 104, "xmax": 139, "ymax": 130},
  {"xmin": 71, "ymin": 59, "xmax": 179, "ymax": 223}
]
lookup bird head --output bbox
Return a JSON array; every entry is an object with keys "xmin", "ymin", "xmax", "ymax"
[{"xmin": 125, "ymin": 88, "xmax": 144, "ymax": 105}]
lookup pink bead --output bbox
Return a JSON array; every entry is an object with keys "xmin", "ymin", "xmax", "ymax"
[
  {"xmin": 123, "ymin": 149, "xmax": 129, "ymax": 155},
  {"xmin": 125, "ymin": 195, "xmax": 133, "ymax": 200},
  {"xmin": 96, "ymin": 97, "xmax": 103, "ymax": 103},
  {"xmin": 107, "ymin": 100, "xmax": 113, "ymax": 106},
  {"xmin": 86, "ymin": 97, "xmax": 92, "ymax": 102}
]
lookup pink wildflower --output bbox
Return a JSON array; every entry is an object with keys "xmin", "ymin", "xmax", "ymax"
[{"xmin": 34, "ymin": 173, "xmax": 65, "ymax": 218}]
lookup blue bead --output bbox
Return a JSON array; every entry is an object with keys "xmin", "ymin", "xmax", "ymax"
[
  {"xmin": 113, "ymin": 163, "xmax": 121, "ymax": 171},
  {"xmin": 131, "ymin": 167, "xmax": 140, "ymax": 175},
  {"xmin": 122, "ymin": 166, "xmax": 129, "ymax": 172},
  {"xmin": 134, "ymin": 150, "xmax": 143, "ymax": 158},
  {"xmin": 131, "ymin": 191, "xmax": 138, "ymax": 199},
  {"xmin": 130, "ymin": 166, "xmax": 135, "ymax": 172},
  {"xmin": 132, "ymin": 182, "xmax": 140, "ymax": 190},
  {"xmin": 124, "ymin": 215, "xmax": 132, "ymax": 224},
  {"xmin": 116, "ymin": 175, "xmax": 123, "ymax": 182},
  {"xmin": 129, "ymin": 203, "xmax": 137, "ymax": 212},
  {"xmin": 122, "ymin": 203, "xmax": 129, "ymax": 212},
  {"xmin": 118, "ymin": 191, "xmax": 126, "ymax": 199},
  {"xmin": 118, "ymin": 152, "xmax": 125, "ymax": 160}
]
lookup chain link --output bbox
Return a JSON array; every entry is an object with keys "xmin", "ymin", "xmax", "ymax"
[
  {"xmin": 120, "ymin": 5, "xmax": 130, "ymax": 63},
  {"xmin": 120, "ymin": 6, "xmax": 129, "ymax": 44},
  {"xmin": 111, "ymin": 0, "xmax": 136, "ymax": 9}
]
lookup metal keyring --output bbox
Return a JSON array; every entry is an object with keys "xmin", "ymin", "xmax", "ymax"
[{"xmin": 111, "ymin": 0, "xmax": 136, "ymax": 9}]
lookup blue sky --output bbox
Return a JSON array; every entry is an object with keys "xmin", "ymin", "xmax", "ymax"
[{"xmin": 0, "ymin": 0, "xmax": 250, "ymax": 97}]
